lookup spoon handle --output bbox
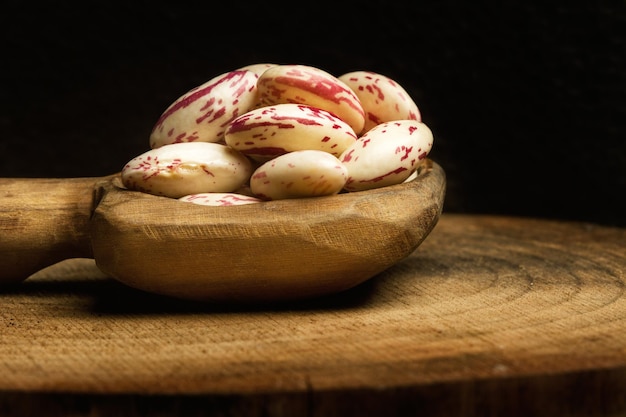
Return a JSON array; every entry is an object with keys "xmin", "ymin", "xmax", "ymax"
[{"xmin": 0, "ymin": 176, "xmax": 102, "ymax": 283}]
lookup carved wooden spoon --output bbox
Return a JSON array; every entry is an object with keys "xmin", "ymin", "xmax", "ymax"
[{"xmin": 0, "ymin": 159, "xmax": 445, "ymax": 302}]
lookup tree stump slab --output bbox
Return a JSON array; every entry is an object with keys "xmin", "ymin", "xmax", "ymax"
[{"xmin": 1, "ymin": 214, "xmax": 625, "ymax": 416}]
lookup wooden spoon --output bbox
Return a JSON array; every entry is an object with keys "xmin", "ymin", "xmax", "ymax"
[{"xmin": 0, "ymin": 159, "xmax": 445, "ymax": 302}]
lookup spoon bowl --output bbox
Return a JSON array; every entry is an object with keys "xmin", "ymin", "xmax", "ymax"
[{"xmin": 90, "ymin": 159, "xmax": 446, "ymax": 302}]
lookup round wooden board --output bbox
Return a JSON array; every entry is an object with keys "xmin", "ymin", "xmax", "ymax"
[{"xmin": 1, "ymin": 214, "xmax": 626, "ymax": 416}]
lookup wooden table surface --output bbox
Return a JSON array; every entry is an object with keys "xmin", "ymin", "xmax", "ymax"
[{"xmin": 1, "ymin": 214, "xmax": 625, "ymax": 416}]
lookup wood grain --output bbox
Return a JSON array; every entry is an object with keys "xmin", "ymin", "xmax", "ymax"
[
  {"xmin": 0, "ymin": 160, "xmax": 445, "ymax": 301},
  {"xmin": 0, "ymin": 177, "xmax": 100, "ymax": 283},
  {"xmin": 1, "ymin": 214, "xmax": 625, "ymax": 416},
  {"xmin": 90, "ymin": 160, "xmax": 445, "ymax": 302}
]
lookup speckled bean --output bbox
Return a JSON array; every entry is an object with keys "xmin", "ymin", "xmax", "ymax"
[
  {"xmin": 224, "ymin": 103, "xmax": 357, "ymax": 162},
  {"xmin": 121, "ymin": 142, "xmax": 253, "ymax": 198},
  {"xmin": 338, "ymin": 71, "xmax": 421, "ymax": 133},
  {"xmin": 149, "ymin": 70, "xmax": 259, "ymax": 148},
  {"xmin": 178, "ymin": 192, "xmax": 262, "ymax": 206},
  {"xmin": 340, "ymin": 120, "xmax": 433, "ymax": 192},
  {"xmin": 256, "ymin": 64, "xmax": 366, "ymax": 134},
  {"xmin": 250, "ymin": 150, "xmax": 348, "ymax": 200}
]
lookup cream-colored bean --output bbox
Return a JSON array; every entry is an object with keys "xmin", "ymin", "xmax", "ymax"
[
  {"xmin": 121, "ymin": 142, "xmax": 253, "ymax": 198},
  {"xmin": 256, "ymin": 64, "xmax": 366, "ymax": 134},
  {"xmin": 178, "ymin": 193, "xmax": 262, "ymax": 206},
  {"xmin": 338, "ymin": 71, "xmax": 421, "ymax": 134},
  {"xmin": 403, "ymin": 168, "xmax": 419, "ymax": 183},
  {"xmin": 149, "ymin": 69, "xmax": 259, "ymax": 148},
  {"xmin": 132, "ymin": 64, "xmax": 435, "ymax": 203},
  {"xmin": 340, "ymin": 120, "xmax": 433, "ymax": 192},
  {"xmin": 224, "ymin": 103, "xmax": 357, "ymax": 162},
  {"xmin": 250, "ymin": 150, "xmax": 348, "ymax": 200}
]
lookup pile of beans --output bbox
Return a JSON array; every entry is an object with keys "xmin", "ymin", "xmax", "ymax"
[{"xmin": 121, "ymin": 64, "xmax": 434, "ymax": 206}]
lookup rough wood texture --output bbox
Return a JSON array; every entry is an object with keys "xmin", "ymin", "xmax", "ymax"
[
  {"xmin": 1, "ymin": 214, "xmax": 625, "ymax": 416},
  {"xmin": 0, "ymin": 160, "xmax": 445, "ymax": 301},
  {"xmin": 90, "ymin": 160, "xmax": 445, "ymax": 302},
  {"xmin": 0, "ymin": 177, "xmax": 100, "ymax": 283}
]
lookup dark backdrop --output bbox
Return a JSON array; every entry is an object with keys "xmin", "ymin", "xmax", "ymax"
[{"xmin": 2, "ymin": 1, "xmax": 625, "ymax": 227}]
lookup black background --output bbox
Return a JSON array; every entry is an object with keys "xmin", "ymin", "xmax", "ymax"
[{"xmin": 2, "ymin": 1, "xmax": 625, "ymax": 227}]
